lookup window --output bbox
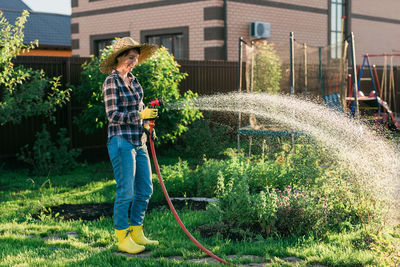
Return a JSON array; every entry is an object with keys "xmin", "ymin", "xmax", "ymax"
[
  {"xmin": 90, "ymin": 32, "xmax": 130, "ymax": 56},
  {"xmin": 147, "ymin": 34, "xmax": 184, "ymax": 59},
  {"xmin": 330, "ymin": 0, "xmax": 346, "ymax": 59},
  {"xmin": 141, "ymin": 27, "xmax": 188, "ymax": 60},
  {"xmin": 94, "ymin": 39, "xmax": 114, "ymax": 56}
]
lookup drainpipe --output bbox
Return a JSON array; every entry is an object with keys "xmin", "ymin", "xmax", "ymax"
[{"xmin": 223, "ymin": 0, "xmax": 227, "ymax": 60}]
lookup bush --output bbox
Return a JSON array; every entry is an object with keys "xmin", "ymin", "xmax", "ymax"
[
  {"xmin": 194, "ymin": 144, "xmax": 326, "ymax": 197},
  {"xmin": 252, "ymin": 41, "xmax": 282, "ymax": 93},
  {"xmin": 0, "ymin": 11, "xmax": 70, "ymax": 125},
  {"xmin": 207, "ymin": 173, "xmax": 361, "ymax": 239},
  {"xmin": 73, "ymin": 45, "xmax": 202, "ymax": 144},
  {"xmin": 154, "ymin": 144, "xmax": 380, "ymax": 239},
  {"xmin": 171, "ymin": 116, "xmax": 235, "ymax": 159},
  {"xmin": 152, "ymin": 159, "xmax": 195, "ymax": 202},
  {"xmin": 18, "ymin": 125, "xmax": 81, "ymax": 176}
]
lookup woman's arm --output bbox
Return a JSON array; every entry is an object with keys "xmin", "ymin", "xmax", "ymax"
[{"xmin": 102, "ymin": 76, "xmax": 141, "ymax": 125}]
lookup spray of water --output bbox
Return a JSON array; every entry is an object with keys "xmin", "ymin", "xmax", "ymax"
[{"xmin": 168, "ymin": 92, "xmax": 400, "ymax": 224}]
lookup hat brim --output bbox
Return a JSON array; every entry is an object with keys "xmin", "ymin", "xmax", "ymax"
[{"xmin": 99, "ymin": 43, "xmax": 158, "ymax": 74}]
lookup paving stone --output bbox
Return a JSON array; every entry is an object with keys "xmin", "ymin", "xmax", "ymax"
[
  {"xmin": 281, "ymin": 257, "xmax": 304, "ymax": 264},
  {"xmin": 24, "ymin": 234, "xmax": 35, "ymax": 238},
  {"xmin": 166, "ymin": 256, "xmax": 184, "ymax": 261},
  {"xmin": 187, "ymin": 257, "xmax": 220, "ymax": 264},
  {"xmin": 66, "ymin": 231, "xmax": 78, "ymax": 238},
  {"xmin": 42, "ymin": 235, "xmax": 63, "ymax": 241},
  {"xmin": 115, "ymin": 251, "xmax": 151, "ymax": 258},
  {"xmin": 238, "ymin": 254, "xmax": 265, "ymax": 262}
]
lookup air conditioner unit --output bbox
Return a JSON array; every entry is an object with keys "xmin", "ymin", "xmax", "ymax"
[{"xmin": 249, "ymin": 21, "xmax": 270, "ymax": 40}]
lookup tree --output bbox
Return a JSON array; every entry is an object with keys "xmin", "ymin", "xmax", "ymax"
[
  {"xmin": 252, "ymin": 40, "xmax": 282, "ymax": 93},
  {"xmin": 0, "ymin": 10, "xmax": 71, "ymax": 125},
  {"xmin": 73, "ymin": 44, "xmax": 202, "ymax": 144}
]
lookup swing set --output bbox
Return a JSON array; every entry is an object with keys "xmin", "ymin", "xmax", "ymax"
[{"xmin": 347, "ymin": 53, "xmax": 400, "ymax": 129}]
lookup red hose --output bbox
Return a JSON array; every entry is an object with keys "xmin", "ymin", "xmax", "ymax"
[{"xmin": 148, "ymin": 123, "xmax": 230, "ymax": 265}]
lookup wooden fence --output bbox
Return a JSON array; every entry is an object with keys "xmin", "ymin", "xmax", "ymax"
[
  {"xmin": 1, "ymin": 56, "xmax": 399, "ymax": 162},
  {"xmin": 0, "ymin": 56, "xmax": 243, "ymax": 161}
]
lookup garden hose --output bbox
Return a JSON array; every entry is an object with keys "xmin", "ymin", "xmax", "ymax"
[{"xmin": 148, "ymin": 121, "xmax": 230, "ymax": 265}]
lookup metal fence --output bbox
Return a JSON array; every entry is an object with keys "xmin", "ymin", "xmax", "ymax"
[{"xmin": 1, "ymin": 56, "xmax": 243, "ymax": 161}]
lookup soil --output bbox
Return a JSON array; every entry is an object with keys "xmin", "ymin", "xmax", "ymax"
[{"xmin": 32, "ymin": 199, "xmax": 208, "ymax": 221}]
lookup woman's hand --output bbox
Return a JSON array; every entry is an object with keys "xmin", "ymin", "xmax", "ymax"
[
  {"xmin": 139, "ymin": 107, "xmax": 158, "ymax": 119},
  {"xmin": 143, "ymin": 124, "xmax": 157, "ymax": 141}
]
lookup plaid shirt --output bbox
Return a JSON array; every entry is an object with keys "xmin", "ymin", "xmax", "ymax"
[{"xmin": 103, "ymin": 70, "xmax": 146, "ymax": 146}]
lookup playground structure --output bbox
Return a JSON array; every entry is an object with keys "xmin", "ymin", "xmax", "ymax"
[
  {"xmin": 237, "ymin": 32, "xmax": 400, "ymax": 152},
  {"xmin": 347, "ymin": 53, "xmax": 400, "ymax": 129}
]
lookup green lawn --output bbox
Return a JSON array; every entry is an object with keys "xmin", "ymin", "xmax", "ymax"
[{"xmin": 0, "ymin": 160, "xmax": 398, "ymax": 266}]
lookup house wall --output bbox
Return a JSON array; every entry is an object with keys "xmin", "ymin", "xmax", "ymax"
[
  {"xmin": 351, "ymin": 0, "xmax": 400, "ymax": 64},
  {"xmin": 71, "ymin": 0, "xmax": 400, "ymax": 63},
  {"xmin": 71, "ymin": 0, "xmax": 224, "ymax": 60},
  {"xmin": 226, "ymin": 1, "xmax": 328, "ymax": 61}
]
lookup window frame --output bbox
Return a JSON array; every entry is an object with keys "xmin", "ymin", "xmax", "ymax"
[
  {"xmin": 141, "ymin": 26, "xmax": 189, "ymax": 60},
  {"xmin": 90, "ymin": 32, "xmax": 130, "ymax": 56},
  {"xmin": 328, "ymin": 0, "xmax": 347, "ymax": 59}
]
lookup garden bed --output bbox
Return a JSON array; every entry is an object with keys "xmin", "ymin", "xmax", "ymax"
[{"xmin": 32, "ymin": 198, "xmax": 211, "ymax": 221}]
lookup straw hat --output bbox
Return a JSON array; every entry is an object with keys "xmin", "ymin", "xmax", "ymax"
[{"xmin": 99, "ymin": 37, "xmax": 157, "ymax": 74}]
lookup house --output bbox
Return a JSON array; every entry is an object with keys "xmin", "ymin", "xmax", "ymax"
[
  {"xmin": 0, "ymin": 0, "xmax": 71, "ymax": 57},
  {"xmin": 70, "ymin": 0, "xmax": 400, "ymax": 63}
]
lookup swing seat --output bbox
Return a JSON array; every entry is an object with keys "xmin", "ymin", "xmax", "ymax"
[{"xmin": 323, "ymin": 93, "xmax": 344, "ymax": 112}]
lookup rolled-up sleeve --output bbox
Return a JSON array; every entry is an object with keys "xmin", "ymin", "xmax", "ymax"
[{"xmin": 102, "ymin": 76, "xmax": 140, "ymax": 124}]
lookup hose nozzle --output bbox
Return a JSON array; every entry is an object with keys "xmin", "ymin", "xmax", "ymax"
[{"xmin": 149, "ymin": 98, "xmax": 164, "ymax": 107}]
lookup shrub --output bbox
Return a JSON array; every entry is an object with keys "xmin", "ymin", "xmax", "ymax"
[
  {"xmin": 18, "ymin": 125, "xmax": 81, "ymax": 176},
  {"xmin": 252, "ymin": 41, "xmax": 282, "ymax": 93},
  {"xmin": 73, "ymin": 45, "xmax": 202, "ymax": 144},
  {"xmin": 0, "ymin": 11, "xmax": 70, "ymax": 125},
  {"xmin": 155, "ymin": 145, "xmax": 379, "ymax": 239},
  {"xmin": 192, "ymin": 145, "xmax": 326, "ymax": 197},
  {"xmin": 152, "ymin": 158, "xmax": 195, "ymax": 202},
  {"xmin": 172, "ymin": 116, "xmax": 235, "ymax": 159},
  {"xmin": 207, "ymin": 172, "xmax": 361, "ymax": 239}
]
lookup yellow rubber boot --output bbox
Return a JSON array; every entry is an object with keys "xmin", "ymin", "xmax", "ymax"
[
  {"xmin": 129, "ymin": 225, "xmax": 159, "ymax": 246},
  {"xmin": 115, "ymin": 228, "xmax": 145, "ymax": 254}
]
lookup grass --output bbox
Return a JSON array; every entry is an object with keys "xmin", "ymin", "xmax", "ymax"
[{"xmin": 0, "ymin": 158, "xmax": 399, "ymax": 266}]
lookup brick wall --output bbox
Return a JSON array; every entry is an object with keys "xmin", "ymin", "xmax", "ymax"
[
  {"xmin": 71, "ymin": 0, "xmax": 400, "ymax": 63},
  {"xmin": 226, "ymin": 1, "xmax": 328, "ymax": 61},
  {"xmin": 352, "ymin": 0, "xmax": 400, "ymax": 20},
  {"xmin": 351, "ymin": 0, "xmax": 400, "ymax": 64},
  {"xmin": 72, "ymin": 0, "xmax": 224, "ymax": 60}
]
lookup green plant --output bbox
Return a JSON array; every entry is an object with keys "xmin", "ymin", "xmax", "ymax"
[
  {"xmin": 192, "ymin": 145, "xmax": 326, "ymax": 197},
  {"xmin": 0, "ymin": 10, "xmax": 70, "ymax": 125},
  {"xmin": 172, "ymin": 117, "xmax": 235, "ymax": 159},
  {"xmin": 0, "ymin": 160, "xmax": 396, "ymax": 266},
  {"xmin": 369, "ymin": 231, "xmax": 400, "ymax": 266},
  {"xmin": 152, "ymin": 158, "xmax": 195, "ymax": 202},
  {"xmin": 252, "ymin": 41, "xmax": 282, "ymax": 93},
  {"xmin": 207, "ymin": 171, "xmax": 357, "ymax": 239},
  {"xmin": 0, "ymin": 10, "xmax": 36, "ymax": 92},
  {"xmin": 18, "ymin": 124, "xmax": 81, "ymax": 175},
  {"xmin": 73, "ymin": 44, "xmax": 202, "ymax": 144}
]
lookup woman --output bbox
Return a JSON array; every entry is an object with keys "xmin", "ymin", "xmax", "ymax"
[{"xmin": 100, "ymin": 37, "xmax": 158, "ymax": 254}]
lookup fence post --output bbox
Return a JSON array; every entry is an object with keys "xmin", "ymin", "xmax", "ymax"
[
  {"xmin": 66, "ymin": 57, "xmax": 73, "ymax": 148},
  {"xmin": 290, "ymin": 32, "xmax": 295, "ymax": 95}
]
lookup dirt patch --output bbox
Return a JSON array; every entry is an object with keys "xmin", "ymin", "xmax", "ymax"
[{"xmin": 32, "ymin": 199, "xmax": 209, "ymax": 221}]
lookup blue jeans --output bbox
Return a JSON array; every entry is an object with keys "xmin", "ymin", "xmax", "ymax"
[{"xmin": 107, "ymin": 136, "xmax": 153, "ymax": 230}]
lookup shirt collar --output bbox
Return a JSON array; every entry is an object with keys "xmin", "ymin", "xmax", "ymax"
[{"xmin": 111, "ymin": 69, "xmax": 136, "ymax": 80}]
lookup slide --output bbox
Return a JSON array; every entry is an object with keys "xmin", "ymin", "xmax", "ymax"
[{"xmin": 376, "ymin": 97, "xmax": 400, "ymax": 130}]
